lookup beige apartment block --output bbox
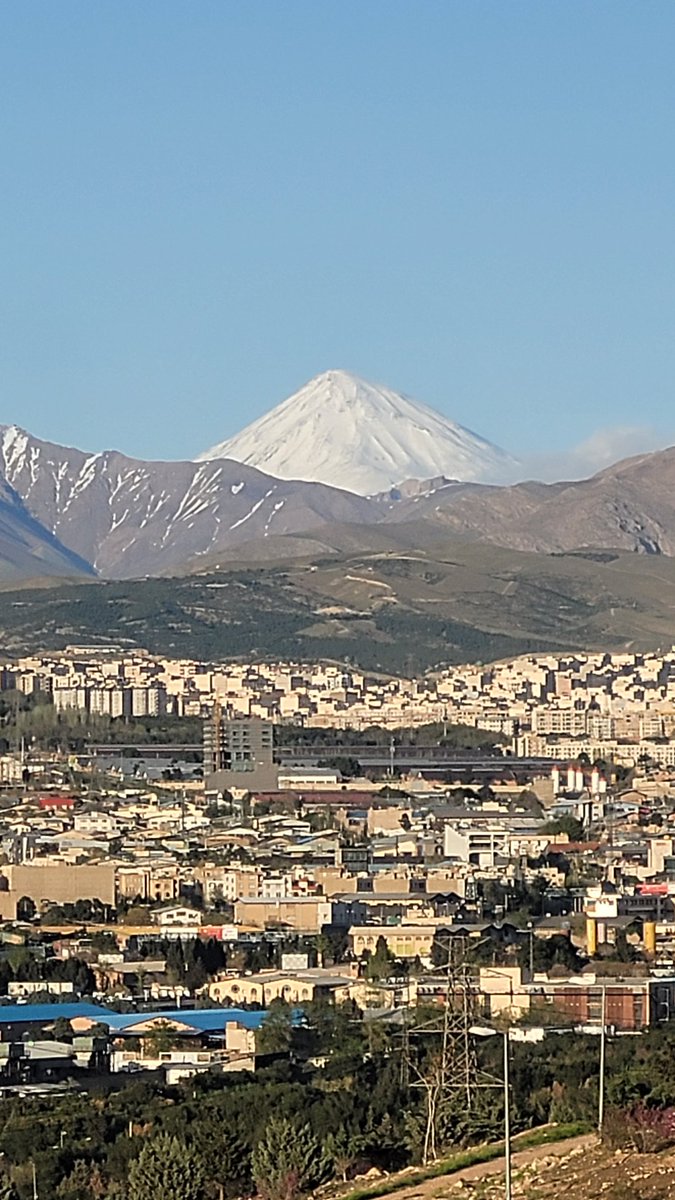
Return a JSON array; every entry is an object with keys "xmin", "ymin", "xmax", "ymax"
[
  {"xmin": 478, "ymin": 966, "xmax": 531, "ymax": 1021},
  {"xmin": 116, "ymin": 865, "xmax": 180, "ymax": 904},
  {"xmin": 366, "ymin": 806, "xmax": 413, "ymax": 835},
  {"xmin": 194, "ymin": 864, "xmax": 261, "ymax": 904},
  {"xmin": 234, "ymin": 896, "xmax": 336, "ymax": 933},
  {"xmin": 349, "ymin": 924, "xmax": 437, "ymax": 960}
]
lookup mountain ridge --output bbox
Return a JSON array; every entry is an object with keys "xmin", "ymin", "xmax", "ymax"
[
  {"xmin": 1, "ymin": 409, "xmax": 675, "ymax": 584},
  {"xmin": 385, "ymin": 444, "xmax": 675, "ymax": 555},
  {"xmin": 0, "ymin": 473, "xmax": 93, "ymax": 583},
  {"xmin": 0, "ymin": 424, "xmax": 376, "ymax": 579}
]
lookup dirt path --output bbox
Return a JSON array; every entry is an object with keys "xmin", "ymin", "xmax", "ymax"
[{"xmin": 383, "ymin": 1133, "xmax": 597, "ymax": 1200}]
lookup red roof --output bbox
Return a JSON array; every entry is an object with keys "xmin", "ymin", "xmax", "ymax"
[{"xmin": 38, "ymin": 795, "xmax": 76, "ymax": 809}]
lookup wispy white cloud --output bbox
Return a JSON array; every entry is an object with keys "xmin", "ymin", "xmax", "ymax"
[{"xmin": 510, "ymin": 426, "xmax": 672, "ymax": 483}]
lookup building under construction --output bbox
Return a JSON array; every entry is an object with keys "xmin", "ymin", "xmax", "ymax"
[{"xmin": 204, "ymin": 710, "xmax": 279, "ymax": 792}]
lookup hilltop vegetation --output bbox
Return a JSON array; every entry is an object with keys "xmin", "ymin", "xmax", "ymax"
[{"xmin": 3, "ymin": 535, "xmax": 675, "ymax": 672}]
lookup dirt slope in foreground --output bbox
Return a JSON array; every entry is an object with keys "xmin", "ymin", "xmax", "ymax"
[{"xmin": 387, "ymin": 1136, "xmax": 675, "ymax": 1200}]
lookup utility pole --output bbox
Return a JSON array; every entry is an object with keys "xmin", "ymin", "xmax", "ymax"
[
  {"xmin": 31, "ymin": 1161, "xmax": 38, "ymax": 1200},
  {"xmin": 598, "ymin": 985, "xmax": 607, "ymax": 1136},
  {"xmin": 503, "ymin": 1031, "xmax": 512, "ymax": 1200}
]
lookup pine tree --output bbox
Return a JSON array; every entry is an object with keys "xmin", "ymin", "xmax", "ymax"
[
  {"xmin": 55, "ymin": 1160, "xmax": 94, "ymax": 1199},
  {"xmin": 127, "ymin": 1134, "xmax": 205, "ymax": 1200},
  {"xmin": 324, "ymin": 1129, "xmax": 364, "ymax": 1182},
  {"xmin": 251, "ymin": 1118, "xmax": 329, "ymax": 1200}
]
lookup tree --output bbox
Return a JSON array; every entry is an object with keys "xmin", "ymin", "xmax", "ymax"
[
  {"xmin": 51, "ymin": 1018, "xmax": 74, "ymax": 1042},
  {"xmin": 324, "ymin": 1129, "xmax": 364, "ymax": 1181},
  {"xmin": 365, "ymin": 936, "xmax": 394, "ymax": 981},
  {"xmin": 127, "ymin": 1135, "xmax": 205, "ymax": 1200},
  {"xmin": 317, "ymin": 756, "xmax": 361, "ymax": 778},
  {"xmin": 252, "ymin": 1119, "xmax": 329, "ymax": 1200},
  {"xmin": 256, "ymin": 1003, "xmax": 294, "ymax": 1055},
  {"xmin": 144, "ymin": 1020, "xmax": 181, "ymax": 1058},
  {"xmin": 542, "ymin": 815, "xmax": 585, "ymax": 843},
  {"xmin": 55, "ymin": 1159, "xmax": 97, "ymax": 1199},
  {"xmin": 191, "ymin": 1125, "xmax": 251, "ymax": 1198}
]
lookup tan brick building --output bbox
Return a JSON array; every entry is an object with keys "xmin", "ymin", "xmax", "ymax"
[{"xmin": 0, "ymin": 862, "xmax": 116, "ymax": 918}]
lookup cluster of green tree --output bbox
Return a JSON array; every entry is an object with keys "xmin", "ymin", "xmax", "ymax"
[
  {"xmin": 478, "ymin": 875, "xmax": 555, "ymax": 922},
  {"xmin": 41, "ymin": 899, "xmax": 114, "ymax": 925},
  {"xmin": 541, "ymin": 815, "xmax": 587, "ymax": 842},
  {"xmin": 0, "ymin": 944, "xmax": 96, "ymax": 999},
  {"xmin": 1, "ymin": 1005, "xmax": 675, "ymax": 1198},
  {"xmin": 275, "ymin": 720, "xmax": 502, "ymax": 749},
  {"xmin": 0, "ymin": 690, "xmax": 204, "ymax": 754},
  {"xmin": 148, "ymin": 932, "xmax": 347, "ymax": 994}
]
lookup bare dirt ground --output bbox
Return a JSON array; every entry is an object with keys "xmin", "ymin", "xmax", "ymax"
[{"xmin": 381, "ymin": 1135, "xmax": 675, "ymax": 1199}]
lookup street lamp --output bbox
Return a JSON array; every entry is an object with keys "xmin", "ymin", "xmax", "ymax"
[
  {"xmin": 598, "ymin": 985, "xmax": 607, "ymax": 1137},
  {"xmin": 470, "ymin": 1025, "xmax": 512, "ymax": 1200},
  {"xmin": 568, "ymin": 975, "xmax": 609, "ymax": 1136},
  {"xmin": 526, "ymin": 921, "xmax": 534, "ymax": 979}
]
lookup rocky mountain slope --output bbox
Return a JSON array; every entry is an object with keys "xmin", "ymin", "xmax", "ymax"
[
  {"xmin": 3, "ymin": 417, "xmax": 675, "ymax": 584},
  {"xmin": 0, "ymin": 477, "xmax": 92, "ymax": 583},
  {"xmin": 197, "ymin": 369, "xmax": 515, "ymax": 494},
  {"xmin": 386, "ymin": 446, "xmax": 675, "ymax": 555},
  {"xmin": 0, "ymin": 426, "xmax": 374, "ymax": 579}
]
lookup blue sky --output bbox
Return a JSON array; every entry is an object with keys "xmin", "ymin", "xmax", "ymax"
[{"xmin": 1, "ymin": 1, "xmax": 674, "ymax": 471}]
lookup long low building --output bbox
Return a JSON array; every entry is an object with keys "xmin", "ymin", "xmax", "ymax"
[
  {"xmin": 207, "ymin": 967, "xmax": 359, "ymax": 1006},
  {"xmin": 233, "ymin": 896, "xmax": 366, "ymax": 932}
]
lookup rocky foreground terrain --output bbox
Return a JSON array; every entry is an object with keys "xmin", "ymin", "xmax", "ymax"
[{"xmin": 435, "ymin": 1139, "xmax": 675, "ymax": 1199}]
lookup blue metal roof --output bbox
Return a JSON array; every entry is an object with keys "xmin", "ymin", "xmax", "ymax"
[
  {"xmin": 0, "ymin": 1002, "xmax": 116, "ymax": 1024},
  {"xmin": 104, "ymin": 1008, "xmax": 268, "ymax": 1034},
  {"xmin": 0, "ymin": 1002, "xmax": 269, "ymax": 1036}
]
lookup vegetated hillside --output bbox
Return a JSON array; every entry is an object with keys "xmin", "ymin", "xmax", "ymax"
[
  {"xmin": 388, "ymin": 445, "xmax": 675, "ymax": 555},
  {"xmin": 3, "ymin": 537, "xmax": 675, "ymax": 671}
]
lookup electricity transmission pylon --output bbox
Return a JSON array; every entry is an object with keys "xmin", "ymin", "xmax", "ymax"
[{"xmin": 401, "ymin": 947, "xmax": 500, "ymax": 1164}]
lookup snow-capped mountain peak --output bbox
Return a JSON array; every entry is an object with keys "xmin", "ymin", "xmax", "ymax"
[{"xmin": 196, "ymin": 370, "xmax": 516, "ymax": 494}]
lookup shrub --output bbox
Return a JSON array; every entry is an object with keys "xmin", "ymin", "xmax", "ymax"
[{"xmin": 603, "ymin": 1104, "xmax": 675, "ymax": 1154}]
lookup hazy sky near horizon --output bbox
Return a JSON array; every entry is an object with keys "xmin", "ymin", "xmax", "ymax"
[{"xmin": 2, "ymin": 2, "xmax": 675, "ymax": 472}]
